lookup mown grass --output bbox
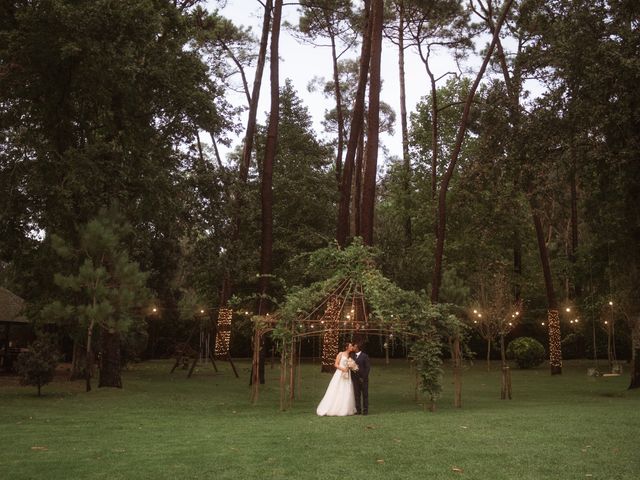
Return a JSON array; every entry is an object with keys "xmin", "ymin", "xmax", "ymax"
[{"xmin": 1, "ymin": 358, "xmax": 638, "ymax": 479}]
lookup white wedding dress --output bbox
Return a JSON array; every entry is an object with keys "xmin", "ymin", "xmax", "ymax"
[{"xmin": 316, "ymin": 353, "xmax": 357, "ymax": 416}]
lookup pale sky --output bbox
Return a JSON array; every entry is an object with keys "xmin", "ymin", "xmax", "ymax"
[{"xmin": 206, "ymin": 0, "xmax": 526, "ymax": 163}]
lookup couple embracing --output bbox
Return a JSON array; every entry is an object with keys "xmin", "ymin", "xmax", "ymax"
[{"xmin": 316, "ymin": 339, "xmax": 370, "ymax": 416}]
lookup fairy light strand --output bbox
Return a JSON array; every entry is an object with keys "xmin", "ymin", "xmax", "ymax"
[
  {"xmin": 321, "ymin": 296, "xmax": 341, "ymax": 372},
  {"xmin": 214, "ymin": 308, "xmax": 233, "ymax": 358},
  {"xmin": 548, "ymin": 309, "xmax": 562, "ymax": 372}
]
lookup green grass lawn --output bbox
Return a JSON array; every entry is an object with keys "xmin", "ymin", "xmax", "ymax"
[{"xmin": 1, "ymin": 358, "xmax": 638, "ymax": 480}]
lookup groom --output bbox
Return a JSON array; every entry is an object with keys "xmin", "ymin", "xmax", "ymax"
[{"xmin": 351, "ymin": 338, "xmax": 370, "ymax": 415}]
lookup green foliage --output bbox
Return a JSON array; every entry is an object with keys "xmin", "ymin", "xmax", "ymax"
[
  {"xmin": 409, "ymin": 335, "xmax": 443, "ymax": 403},
  {"xmin": 275, "ymin": 239, "xmax": 465, "ymax": 404},
  {"xmin": 0, "ymin": 0, "xmax": 228, "ymax": 340},
  {"xmin": 44, "ymin": 207, "xmax": 151, "ymax": 382},
  {"xmin": 16, "ymin": 335, "xmax": 60, "ymax": 396},
  {"xmin": 507, "ymin": 337, "xmax": 546, "ymax": 369},
  {"xmin": 48, "ymin": 208, "xmax": 150, "ymax": 335}
]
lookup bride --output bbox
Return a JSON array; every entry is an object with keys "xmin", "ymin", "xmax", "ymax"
[{"xmin": 316, "ymin": 343, "xmax": 357, "ymax": 416}]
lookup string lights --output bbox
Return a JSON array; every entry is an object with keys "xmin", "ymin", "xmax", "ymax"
[
  {"xmin": 321, "ymin": 296, "xmax": 341, "ymax": 372},
  {"xmin": 214, "ymin": 308, "xmax": 233, "ymax": 358},
  {"xmin": 548, "ymin": 309, "xmax": 562, "ymax": 374}
]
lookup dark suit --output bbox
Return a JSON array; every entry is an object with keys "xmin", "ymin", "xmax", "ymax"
[{"xmin": 351, "ymin": 350, "xmax": 370, "ymax": 414}]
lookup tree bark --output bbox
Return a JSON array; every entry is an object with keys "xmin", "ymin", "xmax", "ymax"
[
  {"xmin": 336, "ymin": 0, "xmax": 372, "ymax": 246},
  {"xmin": 329, "ymin": 28, "xmax": 345, "ymax": 186},
  {"xmin": 397, "ymin": 0, "xmax": 412, "ymax": 246},
  {"xmin": 70, "ymin": 340, "xmax": 86, "ymax": 380},
  {"xmin": 483, "ymin": 0, "xmax": 561, "ymax": 374},
  {"xmin": 85, "ymin": 317, "xmax": 95, "ymax": 392},
  {"xmin": 569, "ymin": 146, "xmax": 581, "ymax": 297},
  {"xmin": 220, "ymin": 0, "xmax": 273, "ymax": 307},
  {"xmin": 500, "ymin": 333, "xmax": 512, "ymax": 400},
  {"xmin": 453, "ymin": 334, "xmax": 462, "ymax": 408},
  {"xmin": 424, "ymin": 53, "xmax": 439, "ymax": 202},
  {"xmin": 360, "ymin": 0, "xmax": 384, "ymax": 246},
  {"xmin": 513, "ymin": 230, "xmax": 522, "ymax": 301},
  {"xmin": 98, "ymin": 328, "xmax": 122, "ymax": 388},
  {"xmin": 220, "ymin": 0, "xmax": 272, "ymax": 308},
  {"xmin": 629, "ymin": 319, "xmax": 640, "ymax": 389},
  {"xmin": 257, "ymin": 0, "xmax": 282, "ymax": 316},
  {"xmin": 430, "ymin": 0, "xmax": 515, "ymax": 302},
  {"xmin": 240, "ymin": 0, "xmax": 272, "ymax": 183},
  {"xmin": 532, "ymin": 208, "xmax": 562, "ymax": 374},
  {"xmin": 354, "ymin": 128, "xmax": 365, "ymax": 236},
  {"xmin": 486, "ymin": 338, "xmax": 491, "ymax": 372}
]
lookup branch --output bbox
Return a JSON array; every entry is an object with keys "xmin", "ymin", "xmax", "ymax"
[
  {"xmin": 218, "ymin": 38, "xmax": 252, "ymax": 106},
  {"xmin": 435, "ymin": 71, "xmax": 457, "ymax": 83}
]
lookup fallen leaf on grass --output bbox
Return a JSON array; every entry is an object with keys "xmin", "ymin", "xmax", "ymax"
[
  {"xmin": 452, "ymin": 466, "xmax": 464, "ymax": 473},
  {"xmin": 376, "ymin": 459, "xmax": 385, "ymax": 464},
  {"xmin": 393, "ymin": 438, "xmax": 401, "ymax": 443},
  {"xmin": 31, "ymin": 446, "xmax": 48, "ymax": 451}
]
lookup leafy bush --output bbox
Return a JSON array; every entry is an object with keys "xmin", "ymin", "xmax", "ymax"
[
  {"xmin": 507, "ymin": 337, "xmax": 546, "ymax": 369},
  {"xmin": 16, "ymin": 335, "xmax": 60, "ymax": 396}
]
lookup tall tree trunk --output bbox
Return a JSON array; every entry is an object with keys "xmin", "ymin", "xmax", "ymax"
[
  {"xmin": 354, "ymin": 131, "xmax": 365, "ymax": 236},
  {"xmin": 98, "ymin": 328, "xmax": 122, "ymax": 388},
  {"xmin": 485, "ymin": 1, "xmax": 561, "ymax": 375},
  {"xmin": 330, "ymin": 29, "xmax": 345, "ymax": 186},
  {"xmin": 240, "ymin": 0, "xmax": 272, "ymax": 183},
  {"xmin": 569, "ymin": 146, "xmax": 580, "ymax": 297},
  {"xmin": 500, "ymin": 333, "xmax": 512, "ymax": 400},
  {"xmin": 629, "ymin": 319, "xmax": 640, "ymax": 389},
  {"xmin": 221, "ymin": 0, "xmax": 272, "ymax": 307},
  {"xmin": 336, "ymin": 0, "xmax": 372, "ymax": 246},
  {"xmin": 360, "ymin": 0, "xmax": 384, "ymax": 246},
  {"xmin": 486, "ymin": 3, "xmax": 526, "ymax": 312},
  {"xmin": 452, "ymin": 334, "xmax": 462, "ymax": 407},
  {"xmin": 514, "ymin": 230, "xmax": 522, "ymax": 301},
  {"xmin": 85, "ymin": 313, "xmax": 95, "ymax": 392},
  {"xmin": 397, "ymin": 0, "xmax": 411, "ymax": 246},
  {"xmin": 257, "ymin": 0, "xmax": 282, "ymax": 316},
  {"xmin": 486, "ymin": 338, "xmax": 491, "ymax": 372},
  {"xmin": 532, "ymin": 208, "xmax": 562, "ymax": 375},
  {"xmin": 424, "ymin": 54, "xmax": 439, "ymax": 202},
  {"xmin": 70, "ymin": 340, "xmax": 87, "ymax": 381},
  {"xmin": 430, "ymin": 0, "xmax": 515, "ymax": 302}
]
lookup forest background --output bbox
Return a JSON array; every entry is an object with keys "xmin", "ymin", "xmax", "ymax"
[{"xmin": 1, "ymin": 0, "xmax": 638, "ymax": 387}]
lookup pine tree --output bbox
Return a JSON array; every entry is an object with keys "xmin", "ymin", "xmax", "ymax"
[
  {"xmin": 44, "ymin": 207, "xmax": 150, "ymax": 391},
  {"xmin": 16, "ymin": 335, "xmax": 60, "ymax": 397}
]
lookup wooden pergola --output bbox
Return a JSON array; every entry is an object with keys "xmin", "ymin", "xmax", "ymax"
[{"xmin": 249, "ymin": 277, "xmax": 427, "ymax": 409}]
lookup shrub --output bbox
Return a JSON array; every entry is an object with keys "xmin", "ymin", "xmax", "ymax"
[
  {"xmin": 507, "ymin": 337, "xmax": 546, "ymax": 369},
  {"xmin": 16, "ymin": 335, "xmax": 60, "ymax": 396}
]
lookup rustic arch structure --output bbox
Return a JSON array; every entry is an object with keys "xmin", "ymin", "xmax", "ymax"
[{"xmin": 246, "ymin": 241, "xmax": 465, "ymax": 410}]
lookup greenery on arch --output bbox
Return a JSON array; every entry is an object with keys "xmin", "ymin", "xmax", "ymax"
[{"xmin": 273, "ymin": 238, "xmax": 467, "ymax": 406}]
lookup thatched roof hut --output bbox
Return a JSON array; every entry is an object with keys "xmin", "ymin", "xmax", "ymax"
[{"xmin": 0, "ymin": 287, "xmax": 27, "ymax": 324}]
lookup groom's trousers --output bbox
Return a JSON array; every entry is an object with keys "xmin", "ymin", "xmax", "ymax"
[{"xmin": 353, "ymin": 378, "xmax": 368, "ymax": 414}]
